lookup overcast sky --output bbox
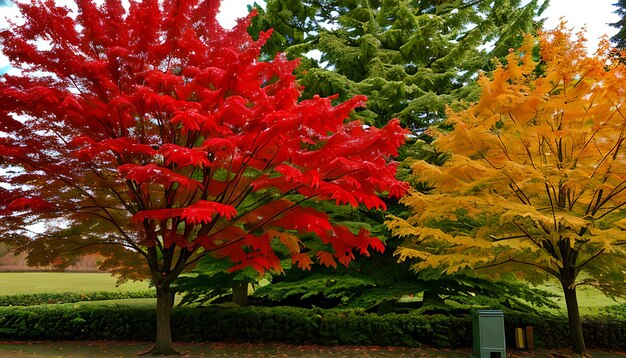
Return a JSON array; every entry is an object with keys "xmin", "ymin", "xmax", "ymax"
[
  {"xmin": 542, "ymin": 0, "xmax": 619, "ymax": 52},
  {"xmin": 0, "ymin": 0, "xmax": 621, "ymax": 72}
]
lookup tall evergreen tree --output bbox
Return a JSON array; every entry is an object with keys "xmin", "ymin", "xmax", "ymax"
[
  {"xmin": 250, "ymin": 0, "xmax": 549, "ymax": 131},
  {"xmin": 611, "ymin": 0, "xmax": 626, "ymax": 49}
]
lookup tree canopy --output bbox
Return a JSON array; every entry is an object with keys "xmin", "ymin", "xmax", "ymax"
[
  {"xmin": 250, "ymin": 0, "xmax": 548, "ymax": 130},
  {"xmin": 0, "ymin": 0, "xmax": 407, "ymax": 354},
  {"xmin": 388, "ymin": 27, "xmax": 626, "ymax": 354},
  {"xmin": 226, "ymin": 0, "xmax": 554, "ymax": 312}
]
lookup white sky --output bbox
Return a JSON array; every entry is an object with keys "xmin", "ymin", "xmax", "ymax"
[
  {"xmin": 542, "ymin": 0, "xmax": 619, "ymax": 52},
  {"xmin": 0, "ymin": 0, "xmax": 621, "ymax": 70}
]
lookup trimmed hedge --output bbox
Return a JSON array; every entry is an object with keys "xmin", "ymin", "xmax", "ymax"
[
  {"xmin": 0, "ymin": 305, "xmax": 470, "ymax": 346},
  {"xmin": 0, "ymin": 305, "xmax": 625, "ymax": 349},
  {"xmin": 0, "ymin": 291, "xmax": 156, "ymax": 306}
]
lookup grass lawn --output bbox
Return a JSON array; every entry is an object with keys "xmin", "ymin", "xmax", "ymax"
[
  {"xmin": 0, "ymin": 272, "xmax": 622, "ymax": 315},
  {"xmin": 537, "ymin": 281, "xmax": 623, "ymax": 316},
  {"xmin": 0, "ymin": 272, "xmax": 150, "ymax": 296}
]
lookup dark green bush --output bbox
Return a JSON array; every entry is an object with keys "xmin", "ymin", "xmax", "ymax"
[
  {"xmin": 504, "ymin": 310, "xmax": 626, "ymax": 351},
  {"xmin": 0, "ymin": 305, "xmax": 468, "ymax": 345},
  {"xmin": 0, "ymin": 290, "xmax": 156, "ymax": 306},
  {"xmin": 0, "ymin": 304, "xmax": 624, "ymax": 350},
  {"xmin": 605, "ymin": 303, "xmax": 626, "ymax": 316}
]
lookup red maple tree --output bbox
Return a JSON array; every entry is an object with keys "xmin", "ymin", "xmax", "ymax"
[{"xmin": 0, "ymin": 0, "xmax": 407, "ymax": 354}]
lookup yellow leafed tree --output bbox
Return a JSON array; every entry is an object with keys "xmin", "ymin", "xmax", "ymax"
[{"xmin": 387, "ymin": 26, "xmax": 626, "ymax": 354}]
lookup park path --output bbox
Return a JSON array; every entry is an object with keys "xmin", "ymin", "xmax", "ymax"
[{"xmin": 1, "ymin": 341, "xmax": 626, "ymax": 357}]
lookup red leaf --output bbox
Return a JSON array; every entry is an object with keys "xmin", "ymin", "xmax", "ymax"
[
  {"xmin": 170, "ymin": 109, "xmax": 209, "ymax": 134},
  {"xmin": 356, "ymin": 228, "xmax": 385, "ymax": 255},
  {"xmin": 368, "ymin": 237, "xmax": 385, "ymax": 253},
  {"xmin": 99, "ymin": 138, "xmax": 156, "ymax": 156},
  {"xmin": 132, "ymin": 208, "xmax": 183, "ymax": 223},
  {"xmin": 316, "ymin": 251, "xmax": 337, "ymax": 268},
  {"xmin": 238, "ymin": 199, "xmax": 294, "ymax": 226},
  {"xmin": 159, "ymin": 144, "xmax": 211, "ymax": 167},
  {"xmin": 196, "ymin": 226, "xmax": 246, "ymax": 250},
  {"xmin": 337, "ymin": 250, "xmax": 355, "ymax": 267},
  {"xmin": 227, "ymin": 252, "xmax": 283, "ymax": 275},
  {"xmin": 6, "ymin": 197, "xmax": 54, "ymax": 212},
  {"xmin": 274, "ymin": 207, "xmax": 332, "ymax": 237},
  {"xmin": 243, "ymin": 233, "xmax": 274, "ymax": 256},
  {"xmin": 219, "ymin": 95, "xmax": 252, "ymax": 128},
  {"xmin": 201, "ymin": 137, "xmax": 235, "ymax": 152},
  {"xmin": 275, "ymin": 164, "xmax": 302, "ymax": 183},
  {"xmin": 118, "ymin": 163, "xmax": 202, "ymax": 190},
  {"xmin": 300, "ymin": 169, "xmax": 322, "ymax": 189},
  {"xmin": 162, "ymin": 231, "xmax": 188, "ymax": 249},
  {"xmin": 292, "ymin": 253, "xmax": 313, "ymax": 270},
  {"xmin": 180, "ymin": 200, "xmax": 237, "ymax": 224}
]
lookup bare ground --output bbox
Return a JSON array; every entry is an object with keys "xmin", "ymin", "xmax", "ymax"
[{"xmin": 1, "ymin": 341, "xmax": 625, "ymax": 358}]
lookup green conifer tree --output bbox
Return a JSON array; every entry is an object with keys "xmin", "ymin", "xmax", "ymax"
[
  {"xmin": 611, "ymin": 0, "xmax": 626, "ymax": 49},
  {"xmin": 250, "ymin": 0, "xmax": 549, "ymax": 131}
]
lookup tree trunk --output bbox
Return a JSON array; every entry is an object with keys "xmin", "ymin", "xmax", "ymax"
[
  {"xmin": 140, "ymin": 285, "xmax": 179, "ymax": 356},
  {"xmin": 232, "ymin": 280, "xmax": 249, "ymax": 306},
  {"xmin": 562, "ymin": 282, "xmax": 585, "ymax": 354},
  {"xmin": 422, "ymin": 289, "xmax": 444, "ymax": 305}
]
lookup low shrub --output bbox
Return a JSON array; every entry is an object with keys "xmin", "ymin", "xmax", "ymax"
[
  {"xmin": 0, "ymin": 290, "xmax": 156, "ymax": 306},
  {"xmin": 0, "ymin": 305, "xmax": 468, "ymax": 346},
  {"xmin": 604, "ymin": 302, "xmax": 626, "ymax": 317},
  {"xmin": 0, "ymin": 305, "xmax": 154, "ymax": 340},
  {"xmin": 504, "ymin": 310, "xmax": 626, "ymax": 351},
  {"xmin": 0, "ymin": 304, "xmax": 624, "ymax": 350}
]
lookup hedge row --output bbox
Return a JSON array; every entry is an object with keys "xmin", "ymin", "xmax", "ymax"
[
  {"xmin": 0, "ymin": 290, "xmax": 156, "ymax": 306},
  {"xmin": 0, "ymin": 305, "xmax": 625, "ymax": 349}
]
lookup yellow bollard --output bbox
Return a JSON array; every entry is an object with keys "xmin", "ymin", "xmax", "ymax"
[{"xmin": 515, "ymin": 327, "xmax": 525, "ymax": 349}]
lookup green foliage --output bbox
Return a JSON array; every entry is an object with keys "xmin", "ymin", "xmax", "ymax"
[
  {"xmin": 0, "ymin": 305, "xmax": 155, "ymax": 341},
  {"xmin": 317, "ymin": 310, "xmax": 464, "ymax": 347},
  {"xmin": 411, "ymin": 273, "xmax": 559, "ymax": 314},
  {"xmin": 251, "ymin": 259, "xmax": 558, "ymax": 314},
  {"xmin": 174, "ymin": 247, "xmax": 278, "ymax": 306},
  {"xmin": 611, "ymin": 0, "xmax": 626, "ymax": 49},
  {"xmin": 250, "ymin": 0, "xmax": 548, "ymax": 130},
  {"xmin": 1, "ymin": 304, "xmax": 626, "ymax": 350},
  {"xmin": 505, "ymin": 310, "xmax": 626, "ymax": 350},
  {"xmin": 0, "ymin": 290, "xmax": 155, "ymax": 307},
  {"xmin": 172, "ymin": 306, "xmax": 321, "ymax": 344},
  {"xmin": 253, "ymin": 272, "xmax": 379, "ymax": 308},
  {"xmin": 175, "ymin": 200, "xmax": 385, "ymax": 307}
]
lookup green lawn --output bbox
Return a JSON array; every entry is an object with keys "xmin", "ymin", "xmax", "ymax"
[
  {"xmin": 0, "ymin": 272, "xmax": 622, "ymax": 315},
  {"xmin": 0, "ymin": 272, "xmax": 150, "ymax": 296},
  {"xmin": 537, "ymin": 281, "xmax": 623, "ymax": 316}
]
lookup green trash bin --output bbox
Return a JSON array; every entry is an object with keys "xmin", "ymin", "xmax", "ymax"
[{"xmin": 471, "ymin": 309, "xmax": 506, "ymax": 358}]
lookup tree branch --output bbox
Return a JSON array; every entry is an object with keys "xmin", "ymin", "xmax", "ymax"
[
  {"xmin": 575, "ymin": 248, "xmax": 605, "ymax": 271},
  {"xmin": 475, "ymin": 257, "xmax": 561, "ymax": 278}
]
